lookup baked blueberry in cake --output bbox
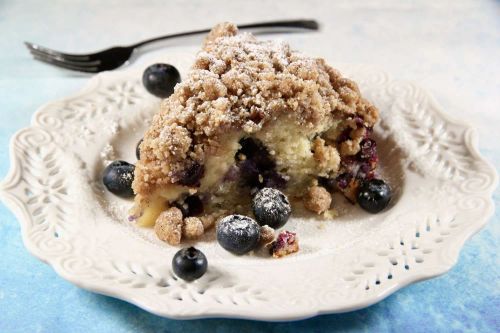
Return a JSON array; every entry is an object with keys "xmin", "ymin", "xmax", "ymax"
[{"xmin": 130, "ymin": 22, "xmax": 382, "ymax": 245}]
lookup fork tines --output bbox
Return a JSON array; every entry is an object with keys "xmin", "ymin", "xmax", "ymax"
[{"xmin": 25, "ymin": 42, "xmax": 101, "ymax": 73}]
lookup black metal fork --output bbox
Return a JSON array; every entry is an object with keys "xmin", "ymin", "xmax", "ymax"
[{"xmin": 25, "ymin": 19, "xmax": 319, "ymax": 73}]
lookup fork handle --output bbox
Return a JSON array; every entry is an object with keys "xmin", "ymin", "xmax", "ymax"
[{"xmin": 132, "ymin": 19, "xmax": 319, "ymax": 48}]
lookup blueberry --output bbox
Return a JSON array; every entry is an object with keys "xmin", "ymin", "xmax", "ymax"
[
  {"xmin": 237, "ymin": 137, "xmax": 275, "ymax": 170},
  {"xmin": 142, "ymin": 63, "xmax": 181, "ymax": 98},
  {"xmin": 216, "ymin": 215, "xmax": 260, "ymax": 255},
  {"xmin": 261, "ymin": 170, "xmax": 287, "ymax": 189},
  {"xmin": 238, "ymin": 159, "xmax": 260, "ymax": 187},
  {"xmin": 175, "ymin": 162, "xmax": 205, "ymax": 187},
  {"xmin": 357, "ymin": 179, "xmax": 392, "ymax": 213},
  {"xmin": 136, "ymin": 138, "xmax": 143, "ymax": 160},
  {"xmin": 175, "ymin": 195, "xmax": 204, "ymax": 217},
  {"xmin": 102, "ymin": 161, "xmax": 135, "ymax": 198},
  {"xmin": 172, "ymin": 247, "xmax": 207, "ymax": 281},
  {"xmin": 318, "ymin": 176, "xmax": 336, "ymax": 191},
  {"xmin": 252, "ymin": 188, "xmax": 291, "ymax": 228}
]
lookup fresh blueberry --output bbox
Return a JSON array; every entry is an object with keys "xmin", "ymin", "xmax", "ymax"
[
  {"xmin": 172, "ymin": 247, "xmax": 207, "ymax": 281},
  {"xmin": 102, "ymin": 160, "xmax": 135, "ymax": 198},
  {"xmin": 142, "ymin": 63, "xmax": 181, "ymax": 98},
  {"xmin": 136, "ymin": 138, "xmax": 143, "ymax": 160},
  {"xmin": 252, "ymin": 188, "xmax": 291, "ymax": 228},
  {"xmin": 217, "ymin": 215, "xmax": 260, "ymax": 255},
  {"xmin": 357, "ymin": 179, "xmax": 392, "ymax": 213}
]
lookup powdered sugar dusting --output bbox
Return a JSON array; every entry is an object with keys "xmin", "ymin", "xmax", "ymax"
[
  {"xmin": 107, "ymin": 121, "xmax": 121, "ymax": 135},
  {"xmin": 100, "ymin": 143, "xmax": 116, "ymax": 167},
  {"xmin": 217, "ymin": 214, "xmax": 259, "ymax": 235},
  {"xmin": 106, "ymin": 198, "xmax": 131, "ymax": 221},
  {"xmin": 101, "ymin": 122, "xmax": 122, "ymax": 167},
  {"xmin": 220, "ymin": 215, "xmax": 255, "ymax": 230},
  {"xmin": 253, "ymin": 187, "xmax": 291, "ymax": 220},
  {"xmin": 217, "ymin": 33, "xmax": 291, "ymax": 67},
  {"xmin": 80, "ymin": 125, "xmax": 94, "ymax": 137}
]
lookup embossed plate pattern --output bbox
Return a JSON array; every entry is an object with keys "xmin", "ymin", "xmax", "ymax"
[{"xmin": 1, "ymin": 51, "xmax": 497, "ymax": 320}]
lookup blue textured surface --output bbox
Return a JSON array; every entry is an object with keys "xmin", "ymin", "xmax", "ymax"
[{"xmin": 0, "ymin": 1, "xmax": 499, "ymax": 332}]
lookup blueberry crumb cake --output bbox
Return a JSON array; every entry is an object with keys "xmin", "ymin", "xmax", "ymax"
[{"xmin": 129, "ymin": 22, "xmax": 385, "ymax": 248}]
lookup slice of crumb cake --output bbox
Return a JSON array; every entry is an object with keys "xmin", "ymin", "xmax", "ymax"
[{"xmin": 131, "ymin": 22, "xmax": 379, "ymax": 243}]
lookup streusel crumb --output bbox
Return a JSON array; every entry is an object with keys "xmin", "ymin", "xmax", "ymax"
[
  {"xmin": 270, "ymin": 231, "xmax": 299, "ymax": 258},
  {"xmin": 183, "ymin": 217, "xmax": 204, "ymax": 239},
  {"xmin": 339, "ymin": 127, "xmax": 366, "ymax": 156},
  {"xmin": 259, "ymin": 225, "xmax": 275, "ymax": 246},
  {"xmin": 199, "ymin": 214, "xmax": 216, "ymax": 230},
  {"xmin": 312, "ymin": 137, "xmax": 340, "ymax": 175},
  {"xmin": 154, "ymin": 207, "xmax": 183, "ymax": 245},
  {"xmin": 304, "ymin": 185, "xmax": 332, "ymax": 214}
]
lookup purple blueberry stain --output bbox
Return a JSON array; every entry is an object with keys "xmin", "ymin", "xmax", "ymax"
[
  {"xmin": 262, "ymin": 171, "xmax": 288, "ymax": 189},
  {"xmin": 337, "ymin": 128, "xmax": 352, "ymax": 143},
  {"xmin": 270, "ymin": 230, "xmax": 297, "ymax": 255},
  {"xmin": 336, "ymin": 173, "xmax": 353, "ymax": 190},
  {"xmin": 223, "ymin": 165, "xmax": 240, "ymax": 182},
  {"xmin": 360, "ymin": 138, "xmax": 377, "ymax": 160},
  {"xmin": 354, "ymin": 116, "xmax": 364, "ymax": 126}
]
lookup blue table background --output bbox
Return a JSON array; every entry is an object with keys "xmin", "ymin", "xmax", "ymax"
[{"xmin": 0, "ymin": 1, "xmax": 498, "ymax": 332}]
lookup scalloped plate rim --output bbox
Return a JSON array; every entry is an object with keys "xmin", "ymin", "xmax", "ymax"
[{"xmin": 0, "ymin": 63, "xmax": 497, "ymax": 321}]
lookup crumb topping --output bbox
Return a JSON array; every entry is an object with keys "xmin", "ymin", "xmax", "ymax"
[
  {"xmin": 133, "ymin": 22, "xmax": 378, "ymax": 197},
  {"xmin": 154, "ymin": 207, "xmax": 183, "ymax": 245},
  {"xmin": 304, "ymin": 185, "xmax": 332, "ymax": 214},
  {"xmin": 182, "ymin": 217, "xmax": 204, "ymax": 239},
  {"xmin": 270, "ymin": 230, "xmax": 299, "ymax": 258},
  {"xmin": 312, "ymin": 137, "xmax": 341, "ymax": 175},
  {"xmin": 259, "ymin": 225, "xmax": 275, "ymax": 246}
]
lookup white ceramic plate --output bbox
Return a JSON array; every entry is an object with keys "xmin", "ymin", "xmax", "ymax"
[{"xmin": 1, "ymin": 50, "xmax": 497, "ymax": 321}]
